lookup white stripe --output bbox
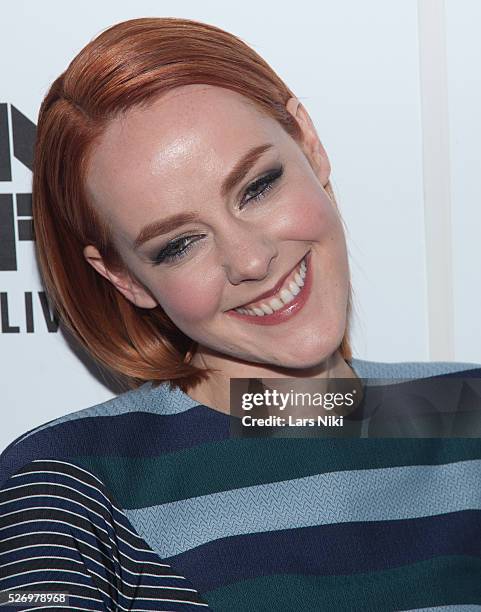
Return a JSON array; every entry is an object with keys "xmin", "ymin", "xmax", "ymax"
[
  {"xmin": 0, "ymin": 487, "xmax": 159, "ymax": 556},
  {"xmin": 29, "ymin": 459, "xmax": 106, "ymax": 487},
  {"xmin": 0, "ymin": 542, "xmax": 176, "ymax": 575},
  {"xmin": 22, "ymin": 608, "xmax": 188, "ymax": 612},
  {"xmin": 417, "ymin": 0, "xmax": 455, "ymax": 359},
  {"xmin": 4, "ymin": 567, "xmax": 93, "ymax": 582},
  {"xmin": 1, "ymin": 579, "xmax": 104, "ymax": 596},
  {"xmin": 1, "ymin": 554, "xmax": 84, "ymax": 569},
  {"xmin": 1, "ymin": 532, "xmax": 191, "ymax": 594},
  {"xmin": 2, "ymin": 462, "xmax": 207, "ymax": 606},
  {"xmin": 1, "ymin": 508, "xmax": 131, "ymax": 565},
  {"xmin": 0, "ymin": 524, "xmax": 166, "ymax": 568},
  {"xmin": 1, "ymin": 524, "xmax": 111, "ymax": 547},
  {"xmin": 1, "ymin": 477, "xmax": 158, "ymax": 555},
  {"xmin": 2, "ymin": 565, "xmax": 199, "ymax": 604},
  {"xmin": 22, "ymin": 607, "xmax": 95, "ymax": 612},
  {"xmin": 2, "ymin": 578, "xmax": 114, "ymax": 611},
  {"xmin": 2, "ymin": 478, "xmax": 116, "ymax": 526},
  {"xmin": 1, "ymin": 547, "xmax": 173, "ymax": 610},
  {"xmin": 0, "ymin": 517, "xmax": 112, "ymax": 539},
  {"xmin": 0, "ymin": 543, "xmax": 178, "ymax": 579},
  {"xmin": 1, "ymin": 480, "xmax": 110, "ymax": 517},
  {"xmin": 11, "ymin": 467, "xmax": 145, "ymax": 542},
  {"xmin": 1, "ymin": 579, "xmax": 208, "ymax": 610},
  {"xmin": 0, "ymin": 542, "xmax": 110, "ymax": 562},
  {"xmin": 0, "ymin": 512, "xmax": 123, "ymax": 584},
  {"xmin": 85, "ymin": 563, "xmax": 200, "ymax": 594}
]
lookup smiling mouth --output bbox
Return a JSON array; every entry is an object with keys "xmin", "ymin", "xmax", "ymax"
[{"xmin": 232, "ymin": 253, "xmax": 309, "ymax": 317}]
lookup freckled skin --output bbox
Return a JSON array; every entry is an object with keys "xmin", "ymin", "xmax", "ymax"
[{"xmin": 84, "ymin": 85, "xmax": 353, "ymax": 408}]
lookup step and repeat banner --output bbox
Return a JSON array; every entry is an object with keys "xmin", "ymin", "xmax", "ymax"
[{"xmin": 1, "ymin": 0, "xmax": 480, "ymax": 451}]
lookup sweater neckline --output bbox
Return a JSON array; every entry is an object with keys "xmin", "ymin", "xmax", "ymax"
[{"xmin": 167, "ymin": 359, "xmax": 363, "ymax": 420}]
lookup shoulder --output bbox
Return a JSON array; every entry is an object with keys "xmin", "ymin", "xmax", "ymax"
[
  {"xmin": 0, "ymin": 456, "xmax": 211, "ymax": 610},
  {"xmin": 0, "ymin": 379, "xmax": 199, "ymax": 488},
  {"xmin": 350, "ymin": 357, "xmax": 481, "ymax": 380},
  {"xmin": 0, "ymin": 384, "xmax": 212, "ymax": 609}
]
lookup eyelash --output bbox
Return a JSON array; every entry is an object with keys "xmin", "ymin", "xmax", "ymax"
[{"xmin": 151, "ymin": 165, "xmax": 284, "ymax": 265}]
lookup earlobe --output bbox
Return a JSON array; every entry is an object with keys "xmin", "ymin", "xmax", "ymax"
[
  {"xmin": 83, "ymin": 245, "xmax": 158, "ymax": 309},
  {"xmin": 285, "ymin": 97, "xmax": 331, "ymax": 186}
]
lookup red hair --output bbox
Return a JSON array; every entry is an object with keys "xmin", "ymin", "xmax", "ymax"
[{"xmin": 33, "ymin": 17, "xmax": 352, "ymax": 392}]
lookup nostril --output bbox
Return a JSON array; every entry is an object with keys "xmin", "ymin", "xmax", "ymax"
[{"xmin": 231, "ymin": 251, "xmax": 309, "ymax": 311}]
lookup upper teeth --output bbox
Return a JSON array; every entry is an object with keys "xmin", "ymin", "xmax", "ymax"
[{"xmin": 235, "ymin": 257, "xmax": 307, "ymax": 316}]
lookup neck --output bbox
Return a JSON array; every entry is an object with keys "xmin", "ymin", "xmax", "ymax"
[{"xmin": 186, "ymin": 348, "xmax": 359, "ymax": 415}]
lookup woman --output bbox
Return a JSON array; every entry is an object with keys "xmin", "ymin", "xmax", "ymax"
[{"xmin": 1, "ymin": 17, "xmax": 480, "ymax": 611}]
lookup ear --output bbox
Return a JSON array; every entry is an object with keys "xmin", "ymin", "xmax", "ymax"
[
  {"xmin": 285, "ymin": 97, "xmax": 331, "ymax": 186},
  {"xmin": 83, "ymin": 245, "xmax": 158, "ymax": 309}
]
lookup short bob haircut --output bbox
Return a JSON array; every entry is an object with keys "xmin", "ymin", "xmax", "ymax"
[{"xmin": 33, "ymin": 17, "xmax": 353, "ymax": 393}]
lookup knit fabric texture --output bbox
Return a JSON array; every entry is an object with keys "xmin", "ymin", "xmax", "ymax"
[{"xmin": 1, "ymin": 357, "xmax": 481, "ymax": 611}]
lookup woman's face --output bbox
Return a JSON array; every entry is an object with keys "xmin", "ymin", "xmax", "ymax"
[{"xmin": 85, "ymin": 85, "xmax": 350, "ymax": 374}]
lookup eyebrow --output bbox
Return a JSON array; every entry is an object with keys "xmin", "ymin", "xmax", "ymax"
[{"xmin": 133, "ymin": 143, "xmax": 274, "ymax": 249}]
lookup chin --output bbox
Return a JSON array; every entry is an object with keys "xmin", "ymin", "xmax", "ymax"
[
  {"xmin": 272, "ymin": 353, "xmax": 333, "ymax": 371},
  {"xmin": 294, "ymin": 332, "xmax": 347, "ymax": 370},
  {"xmin": 259, "ymin": 345, "xmax": 336, "ymax": 372}
]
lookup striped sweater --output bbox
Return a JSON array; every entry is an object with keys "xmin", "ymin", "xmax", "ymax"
[{"xmin": 1, "ymin": 358, "xmax": 481, "ymax": 611}]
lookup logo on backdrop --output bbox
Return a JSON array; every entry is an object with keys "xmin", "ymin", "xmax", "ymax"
[
  {"xmin": 0, "ymin": 103, "xmax": 35, "ymax": 272},
  {"xmin": 0, "ymin": 102, "xmax": 58, "ymax": 333}
]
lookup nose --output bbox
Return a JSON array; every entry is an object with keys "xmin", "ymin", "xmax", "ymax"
[{"xmin": 219, "ymin": 222, "xmax": 278, "ymax": 285}]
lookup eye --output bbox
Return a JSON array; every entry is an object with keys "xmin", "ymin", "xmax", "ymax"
[
  {"xmin": 150, "ymin": 165, "xmax": 284, "ymax": 266},
  {"xmin": 151, "ymin": 235, "xmax": 204, "ymax": 266},
  {"xmin": 240, "ymin": 165, "xmax": 284, "ymax": 210}
]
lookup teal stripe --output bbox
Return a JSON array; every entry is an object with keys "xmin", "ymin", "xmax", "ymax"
[
  {"xmin": 202, "ymin": 556, "xmax": 481, "ymax": 611},
  {"xmin": 125, "ymin": 459, "xmax": 481, "ymax": 557},
  {"xmin": 74, "ymin": 438, "xmax": 481, "ymax": 508}
]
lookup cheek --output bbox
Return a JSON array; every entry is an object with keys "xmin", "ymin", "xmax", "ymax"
[
  {"xmin": 284, "ymin": 187, "xmax": 349, "ymax": 283},
  {"xmin": 154, "ymin": 272, "xmax": 222, "ymax": 326},
  {"xmin": 278, "ymin": 187, "xmax": 338, "ymax": 241}
]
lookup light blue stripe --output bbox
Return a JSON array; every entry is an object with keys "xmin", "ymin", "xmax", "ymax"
[
  {"xmin": 14, "ymin": 359, "xmax": 480, "ymax": 446},
  {"xmin": 350, "ymin": 357, "xmax": 480, "ymax": 385},
  {"xmin": 13, "ymin": 380, "xmax": 199, "ymax": 446},
  {"xmin": 124, "ymin": 458, "xmax": 481, "ymax": 558}
]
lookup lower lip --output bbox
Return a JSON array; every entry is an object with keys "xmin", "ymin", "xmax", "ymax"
[{"xmin": 226, "ymin": 251, "xmax": 313, "ymax": 326}]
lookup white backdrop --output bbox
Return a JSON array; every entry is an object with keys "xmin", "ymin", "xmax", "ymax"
[{"xmin": 1, "ymin": 0, "xmax": 480, "ymax": 452}]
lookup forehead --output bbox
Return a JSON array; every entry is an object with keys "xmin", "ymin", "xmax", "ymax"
[{"xmin": 85, "ymin": 85, "xmax": 286, "ymax": 233}]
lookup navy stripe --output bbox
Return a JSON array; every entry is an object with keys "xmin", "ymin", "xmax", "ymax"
[
  {"xmin": 166, "ymin": 509, "xmax": 481, "ymax": 592},
  {"xmin": 0, "ymin": 409, "xmax": 231, "ymax": 485}
]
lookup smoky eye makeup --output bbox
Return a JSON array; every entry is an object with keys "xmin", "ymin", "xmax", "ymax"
[
  {"xmin": 148, "ymin": 163, "xmax": 285, "ymax": 266},
  {"xmin": 239, "ymin": 164, "xmax": 283, "ymax": 209}
]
